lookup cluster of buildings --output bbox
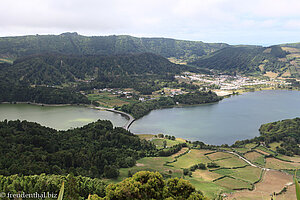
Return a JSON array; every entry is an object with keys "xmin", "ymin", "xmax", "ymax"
[
  {"xmin": 98, "ymin": 88, "xmax": 133, "ymax": 98},
  {"xmin": 177, "ymin": 73, "xmax": 290, "ymax": 90}
]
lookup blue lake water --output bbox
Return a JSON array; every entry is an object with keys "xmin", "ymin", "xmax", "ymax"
[{"xmin": 130, "ymin": 90, "xmax": 300, "ymax": 145}]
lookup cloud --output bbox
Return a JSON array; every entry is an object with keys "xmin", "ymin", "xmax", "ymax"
[{"xmin": 0, "ymin": 0, "xmax": 299, "ymax": 45}]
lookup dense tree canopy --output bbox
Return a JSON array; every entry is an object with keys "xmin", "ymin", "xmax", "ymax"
[
  {"xmin": 91, "ymin": 171, "xmax": 207, "ymax": 200},
  {"xmin": 0, "ymin": 173, "xmax": 106, "ymax": 200},
  {"xmin": 190, "ymin": 46, "xmax": 287, "ymax": 74},
  {"xmin": 0, "ymin": 32, "xmax": 228, "ymax": 61},
  {"xmin": 0, "ymin": 120, "xmax": 156, "ymax": 178},
  {"xmin": 259, "ymin": 118, "xmax": 300, "ymax": 156},
  {"xmin": 121, "ymin": 91, "xmax": 221, "ymax": 119},
  {"xmin": 233, "ymin": 118, "xmax": 300, "ymax": 156}
]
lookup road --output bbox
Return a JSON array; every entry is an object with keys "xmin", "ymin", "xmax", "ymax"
[
  {"xmin": 95, "ymin": 107, "xmax": 135, "ymax": 130},
  {"xmin": 225, "ymin": 150, "xmax": 270, "ymax": 171}
]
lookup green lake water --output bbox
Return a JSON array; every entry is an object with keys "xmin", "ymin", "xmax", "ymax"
[
  {"xmin": 130, "ymin": 90, "xmax": 300, "ymax": 145},
  {"xmin": 0, "ymin": 104, "xmax": 127, "ymax": 130}
]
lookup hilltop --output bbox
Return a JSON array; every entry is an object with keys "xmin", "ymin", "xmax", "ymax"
[{"xmin": 0, "ymin": 32, "xmax": 228, "ymax": 62}]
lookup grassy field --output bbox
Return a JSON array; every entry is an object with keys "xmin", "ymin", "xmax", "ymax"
[
  {"xmin": 244, "ymin": 151, "xmax": 265, "ymax": 166},
  {"xmin": 207, "ymin": 152, "xmax": 233, "ymax": 161},
  {"xmin": 106, "ymin": 156, "xmax": 179, "ymax": 184},
  {"xmin": 192, "ymin": 169, "xmax": 223, "ymax": 181},
  {"xmin": 137, "ymin": 134, "xmax": 154, "ymax": 140},
  {"xmin": 255, "ymin": 146, "xmax": 275, "ymax": 156},
  {"xmin": 244, "ymin": 143, "xmax": 257, "ymax": 149},
  {"xmin": 151, "ymin": 138, "xmax": 183, "ymax": 149},
  {"xmin": 268, "ymin": 142, "xmax": 282, "ymax": 151},
  {"xmin": 186, "ymin": 177, "xmax": 232, "ymax": 199},
  {"xmin": 172, "ymin": 149, "xmax": 213, "ymax": 169},
  {"xmin": 87, "ymin": 92, "xmax": 137, "ymax": 108},
  {"xmin": 171, "ymin": 147, "xmax": 189, "ymax": 158},
  {"xmin": 265, "ymin": 157, "xmax": 300, "ymax": 169},
  {"xmin": 276, "ymin": 154, "xmax": 300, "ymax": 162},
  {"xmin": 214, "ymin": 156, "xmax": 248, "ymax": 168},
  {"xmin": 214, "ymin": 177, "xmax": 252, "ymax": 190},
  {"xmin": 224, "ymin": 170, "xmax": 294, "ymax": 200},
  {"xmin": 213, "ymin": 166, "xmax": 262, "ymax": 183},
  {"xmin": 232, "ymin": 147, "xmax": 249, "ymax": 154}
]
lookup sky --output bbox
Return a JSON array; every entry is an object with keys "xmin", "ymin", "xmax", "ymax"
[{"xmin": 1, "ymin": 0, "xmax": 300, "ymax": 45}]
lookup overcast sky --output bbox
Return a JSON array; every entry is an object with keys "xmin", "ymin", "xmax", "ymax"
[{"xmin": 1, "ymin": 0, "xmax": 300, "ymax": 45}]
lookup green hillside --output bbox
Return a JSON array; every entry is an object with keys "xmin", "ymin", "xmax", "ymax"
[
  {"xmin": 2, "ymin": 53, "xmax": 194, "ymax": 86},
  {"xmin": 0, "ymin": 32, "xmax": 228, "ymax": 61},
  {"xmin": 189, "ymin": 45, "xmax": 288, "ymax": 75},
  {"xmin": 0, "ymin": 120, "xmax": 156, "ymax": 178}
]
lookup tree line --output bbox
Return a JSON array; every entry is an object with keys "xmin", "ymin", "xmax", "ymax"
[{"xmin": 121, "ymin": 91, "xmax": 222, "ymax": 119}]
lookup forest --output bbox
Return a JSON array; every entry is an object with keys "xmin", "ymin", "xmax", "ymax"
[
  {"xmin": 0, "ymin": 120, "xmax": 157, "ymax": 178},
  {"xmin": 0, "ymin": 83, "xmax": 89, "ymax": 104},
  {"xmin": 190, "ymin": 45, "xmax": 287, "ymax": 74},
  {"xmin": 259, "ymin": 117, "xmax": 300, "ymax": 156},
  {"xmin": 0, "ymin": 171, "xmax": 207, "ymax": 200},
  {"xmin": 121, "ymin": 91, "xmax": 221, "ymax": 119},
  {"xmin": 0, "ymin": 52, "xmax": 201, "ymax": 104},
  {"xmin": 233, "ymin": 118, "xmax": 300, "ymax": 156},
  {"xmin": 0, "ymin": 32, "xmax": 227, "ymax": 61}
]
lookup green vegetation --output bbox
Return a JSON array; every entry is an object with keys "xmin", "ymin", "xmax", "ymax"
[
  {"xmin": 190, "ymin": 46, "xmax": 287, "ymax": 75},
  {"xmin": 214, "ymin": 177, "xmax": 252, "ymax": 190},
  {"xmin": 0, "ymin": 85, "xmax": 89, "ymax": 104},
  {"xmin": 0, "ymin": 52, "xmax": 201, "ymax": 105},
  {"xmin": 0, "ymin": 32, "xmax": 228, "ymax": 61},
  {"xmin": 101, "ymin": 171, "xmax": 207, "ymax": 200},
  {"xmin": 87, "ymin": 92, "xmax": 137, "ymax": 108},
  {"xmin": 214, "ymin": 157, "xmax": 248, "ymax": 168},
  {"xmin": 213, "ymin": 166, "xmax": 262, "ymax": 183},
  {"xmin": 4, "ymin": 53, "xmax": 193, "ymax": 86},
  {"xmin": 0, "ymin": 173, "xmax": 106, "ymax": 200},
  {"xmin": 151, "ymin": 138, "xmax": 183, "ymax": 149},
  {"xmin": 259, "ymin": 118, "xmax": 300, "ymax": 156},
  {"xmin": 172, "ymin": 149, "xmax": 212, "ymax": 169},
  {"xmin": 0, "ymin": 120, "xmax": 156, "ymax": 178},
  {"xmin": 233, "ymin": 117, "xmax": 300, "ymax": 156},
  {"xmin": 121, "ymin": 91, "xmax": 221, "ymax": 119},
  {"xmin": 244, "ymin": 152, "xmax": 265, "ymax": 166}
]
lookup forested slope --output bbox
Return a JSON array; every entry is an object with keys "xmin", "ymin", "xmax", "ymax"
[
  {"xmin": 0, "ymin": 120, "xmax": 156, "ymax": 178},
  {"xmin": 1, "ymin": 53, "xmax": 194, "ymax": 86},
  {"xmin": 0, "ymin": 32, "xmax": 228, "ymax": 61},
  {"xmin": 190, "ymin": 45, "xmax": 287, "ymax": 74}
]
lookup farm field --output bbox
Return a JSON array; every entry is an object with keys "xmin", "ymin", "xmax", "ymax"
[
  {"xmin": 106, "ymin": 156, "xmax": 179, "ymax": 184},
  {"xmin": 171, "ymin": 147, "xmax": 189, "ymax": 158},
  {"xmin": 213, "ymin": 166, "xmax": 262, "ymax": 183},
  {"xmin": 186, "ymin": 177, "xmax": 232, "ymax": 199},
  {"xmin": 276, "ymin": 154, "xmax": 300, "ymax": 162},
  {"xmin": 207, "ymin": 152, "xmax": 233, "ymax": 161},
  {"xmin": 192, "ymin": 169, "xmax": 223, "ymax": 182},
  {"xmin": 232, "ymin": 147, "xmax": 249, "ymax": 154},
  {"xmin": 172, "ymin": 149, "xmax": 213, "ymax": 168},
  {"xmin": 87, "ymin": 92, "xmax": 137, "ymax": 108},
  {"xmin": 269, "ymin": 142, "xmax": 282, "ymax": 151},
  {"xmin": 224, "ymin": 170, "xmax": 294, "ymax": 200},
  {"xmin": 214, "ymin": 156, "xmax": 248, "ymax": 168},
  {"xmin": 151, "ymin": 138, "xmax": 183, "ymax": 149},
  {"xmin": 265, "ymin": 157, "xmax": 300, "ymax": 169},
  {"xmin": 244, "ymin": 143, "xmax": 257, "ymax": 149},
  {"xmin": 244, "ymin": 151, "xmax": 265, "ymax": 166},
  {"xmin": 255, "ymin": 146, "xmax": 275, "ymax": 155},
  {"xmin": 214, "ymin": 177, "xmax": 252, "ymax": 190}
]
